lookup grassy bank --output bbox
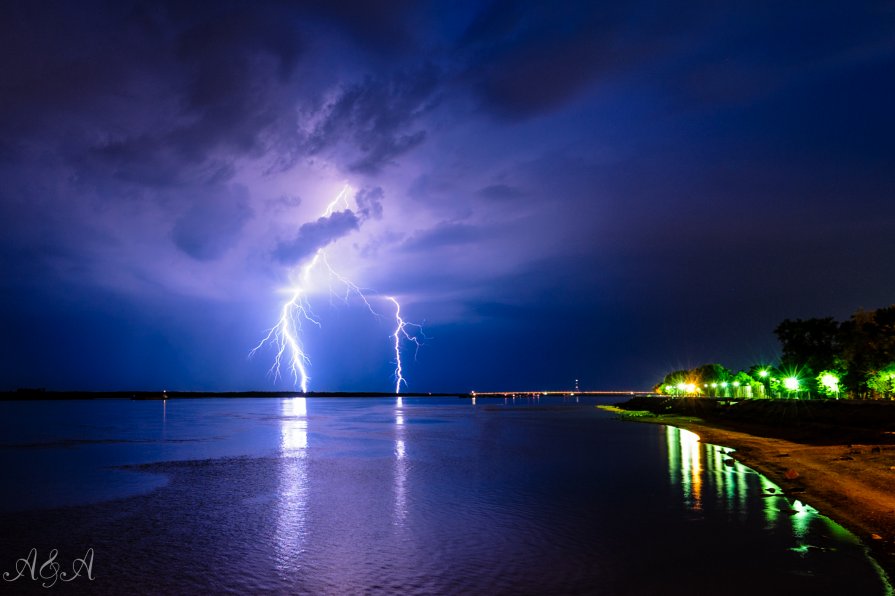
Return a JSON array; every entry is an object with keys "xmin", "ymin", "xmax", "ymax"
[
  {"xmin": 619, "ymin": 395, "xmax": 895, "ymax": 444},
  {"xmin": 611, "ymin": 396, "xmax": 895, "ymax": 580}
]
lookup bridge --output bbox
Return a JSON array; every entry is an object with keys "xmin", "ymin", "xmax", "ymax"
[{"xmin": 467, "ymin": 390, "xmax": 653, "ymax": 398}]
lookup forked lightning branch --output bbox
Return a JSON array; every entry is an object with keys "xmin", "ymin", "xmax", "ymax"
[{"xmin": 250, "ymin": 186, "xmax": 423, "ymax": 393}]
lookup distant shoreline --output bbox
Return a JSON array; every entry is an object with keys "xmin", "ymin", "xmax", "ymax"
[
  {"xmin": 0, "ymin": 390, "xmax": 646, "ymax": 400},
  {"xmin": 0, "ymin": 390, "xmax": 469, "ymax": 400},
  {"xmin": 609, "ymin": 397, "xmax": 895, "ymax": 581}
]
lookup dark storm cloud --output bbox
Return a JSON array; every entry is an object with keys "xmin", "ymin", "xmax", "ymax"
[
  {"xmin": 456, "ymin": 1, "xmax": 700, "ymax": 119},
  {"xmin": 82, "ymin": 6, "xmax": 308, "ymax": 187},
  {"xmin": 477, "ymin": 184, "xmax": 526, "ymax": 201},
  {"xmin": 402, "ymin": 222, "xmax": 481, "ymax": 252},
  {"xmin": 456, "ymin": 1, "xmax": 895, "ymax": 120},
  {"xmin": 0, "ymin": 0, "xmax": 438, "ymax": 192},
  {"xmin": 171, "ymin": 184, "xmax": 254, "ymax": 261},
  {"xmin": 266, "ymin": 194, "xmax": 303, "ymax": 212},
  {"xmin": 267, "ymin": 186, "xmax": 383, "ymax": 267},
  {"xmin": 655, "ymin": 2, "xmax": 895, "ymax": 112},
  {"xmin": 0, "ymin": 0, "xmax": 442, "ymax": 296},
  {"xmin": 0, "ymin": 2, "xmax": 303, "ymax": 168},
  {"xmin": 274, "ymin": 210, "xmax": 360, "ymax": 265},
  {"xmin": 293, "ymin": 0, "xmax": 420, "ymax": 54},
  {"xmin": 302, "ymin": 65, "xmax": 441, "ymax": 173},
  {"xmin": 355, "ymin": 186, "xmax": 385, "ymax": 220}
]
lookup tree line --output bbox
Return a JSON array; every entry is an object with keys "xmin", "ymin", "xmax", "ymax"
[{"xmin": 655, "ymin": 304, "xmax": 895, "ymax": 399}]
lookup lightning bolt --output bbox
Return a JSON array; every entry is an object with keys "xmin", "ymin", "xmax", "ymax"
[
  {"xmin": 249, "ymin": 251, "xmax": 322, "ymax": 392},
  {"xmin": 321, "ymin": 184, "xmax": 351, "ymax": 216},
  {"xmin": 320, "ymin": 252, "xmax": 377, "ymax": 316},
  {"xmin": 253, "ymin": 184, "xmax": 423, "ymax": 392},
  {"xmin": 387, "ymin": 296, "xmax": 423, "ymax": 394},
  {"xmin": 251, "ymin": 184, "xmax": 374, "ymax": 392}
]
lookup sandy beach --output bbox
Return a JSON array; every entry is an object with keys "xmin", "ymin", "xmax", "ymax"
[{"xmin": 607, "ymin": 406, "xmax": 895, "ymax": 579}]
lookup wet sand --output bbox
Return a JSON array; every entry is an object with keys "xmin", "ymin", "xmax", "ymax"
[{"xmin": 609, "ymin": 407, "xmax": 895, "ymax": 578}]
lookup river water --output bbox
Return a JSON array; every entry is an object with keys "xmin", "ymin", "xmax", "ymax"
[{"xmin": 0, "ymin": 397, "xmax": 889, "ymax": 594}]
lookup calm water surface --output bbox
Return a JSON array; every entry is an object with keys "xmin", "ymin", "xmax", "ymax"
[{"xmin": 0, "ymin": 397, "xmax": 890, "ymax": 595}]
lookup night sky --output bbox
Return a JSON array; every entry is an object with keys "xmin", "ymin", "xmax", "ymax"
[{"xmin": 1, "ymin": 1, "xmax": 893, "ymax": 392}]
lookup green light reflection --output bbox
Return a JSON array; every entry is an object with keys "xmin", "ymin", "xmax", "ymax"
[{"xmin": 665, "ymin": 426, "xmax": 813, "ymax": 530}]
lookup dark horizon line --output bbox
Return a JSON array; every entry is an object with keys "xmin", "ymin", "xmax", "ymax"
[{"xmin": 1, "ymin": 389, "xmax": 650, "ymax": 400}]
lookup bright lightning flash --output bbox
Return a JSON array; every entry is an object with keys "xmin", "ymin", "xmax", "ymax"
[
  {"xmin": 249, "ymin": 250, "xmax": 323, "ymax": 392},
  {"xmin": 252, "ymin": 185, "xmax": 424, "ymax": 392},
  {"xmin": 387, "ymin": 296, "xmax": 423, "ymax": 394},
  {"xmin": 251, "ymin": 185, "xmax": 379, "ymax": 392}
]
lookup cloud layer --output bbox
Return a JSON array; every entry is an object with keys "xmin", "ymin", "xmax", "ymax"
[{"xmin": 1, "ymin": 1, "xmax": 894, "ymax": 391}]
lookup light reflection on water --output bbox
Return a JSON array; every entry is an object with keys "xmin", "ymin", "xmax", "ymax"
[
  {"xmin": 394, "ymin": 397, "xmax": 407, "ymax": 525},
  {"xmin": 667, "ymin": 426, "xmax": 763, "ymax": 520},
  {"xmin": 275, "ymin": 397, "xmax": 308, "ymax": 575},
  {"xmin": 665, "ymin": 425, "xmax": 868, "ymax": 559},
  {"xmin": 669, "ymin": 426, "xmax": 703, "ymax": 509}
]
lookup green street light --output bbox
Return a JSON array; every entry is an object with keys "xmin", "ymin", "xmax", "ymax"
[
  {"xmin": 783, "ymin": 377, "xmax": 800, "ymax": 392},
  {"xmin": 820, "ymin": 373, "xmax": 840, "ymax": 394},
  {"xmin": 756, "ymin": 369, "xmax": 771, "ymax": 398}
]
